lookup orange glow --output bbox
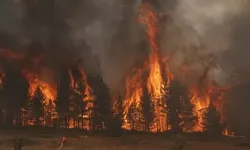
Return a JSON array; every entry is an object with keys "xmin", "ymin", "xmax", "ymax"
[
  {"xmin": 123, "ymin": 1, "xmax": 170, "ymax": 132},
  {"xmin": 0, "ymin": 2, "xmax": 231, "ymax": 132},
  {"xmin": 189, "ymin": 71, "xmax": 228, "ymax": 132},
  {"xmin": 68, "ymin": 66, "xmax": 95, "ymax": 130},
  {"xmin": 23, "ymin": 71, "xmax": 56, "ymax": 103},
  {"xmin": 78, "ymin": 66, "xmax": 95, "ymax": 102},
  {"xmin": 0, "ymin": 49, "xmax": 24, "ymax": 60},
  {"xmin": 222, "ymin": 128, "xmax": 235, "ymax": 137},
  {"xmin": 189, "ymin": 86, "xmax": 211, "ymax": 131},
  {"xmin": 123, "ymin": 68, "xmax": 144, "ymax": 130}
]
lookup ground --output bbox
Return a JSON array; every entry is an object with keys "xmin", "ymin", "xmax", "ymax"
[{"xmin": 0, "ymin": 129, "xmax": 249, "ymax": 150}]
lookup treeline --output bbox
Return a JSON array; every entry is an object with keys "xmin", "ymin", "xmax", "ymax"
[
  {"xmin": 0, "ymin": 68, "xmax": 224, "ymax": 136},
  {"xmin": 0, "ymin": 68, "xmax": 114, "ymax": 133}
]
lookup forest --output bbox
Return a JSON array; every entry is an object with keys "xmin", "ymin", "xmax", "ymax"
[
  {"xmin": 0, "ymin": 0, "xmax": 249, "ymax": 142},
  {"xmin": 0, "ymin": 66, "xmax": 225, "ymax": 137}
]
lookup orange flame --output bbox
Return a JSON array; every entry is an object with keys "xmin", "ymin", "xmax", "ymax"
[
  {"xmin": 68, "ymin": 66, "xmax": 95, "ymax": 130},
  {"xmin": 189, "ymin": 76, "xmax": 228, "ymax": 132},
  {"xmin": 23, "ymin": 71, "xmax": 56, "ymax": 104},
  {"xmin": 123, "ymin": 1, "xmax": 169, "ymax": 132}
]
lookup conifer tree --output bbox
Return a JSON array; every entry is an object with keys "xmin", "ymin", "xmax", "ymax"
[
  {"xmin": 166, "ymin": 80, "xmax": 182, "ymax": 133},
  {"xmin": 55, "ymin": 69, "xmax": 71, "ymax": 128},
  {"xmin": 141, "ymin": 87, "xmax": 154, "ymax": 132},
  {"xmin": 179, "ymin": 87, "xmax": 197, "ymax": 132},
  {"xmin": 88, "ymin": 75, "xmax": 111, "ymax": 131},
  {"xmin": 203, "ymin": 103, "xmax": 223, "ymax": 135},
  {"xmin": 44, "ymin": 99, "xmax": 54, "ymax": 127},
  {"xmin": 2, "ymin": 70, "xmax": 29, "ymax": 126},
  {"xmin": 106, "ymin": 95, "xmax": 123, "ymax": 136},
  {"xmin": 30, "ymin": 86, "xmax": 45, "ymax": 125}
]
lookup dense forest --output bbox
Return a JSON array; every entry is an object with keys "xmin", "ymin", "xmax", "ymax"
[{"xmin": 0, "ymin": 67, "xmax": 225, "ymax": 137}]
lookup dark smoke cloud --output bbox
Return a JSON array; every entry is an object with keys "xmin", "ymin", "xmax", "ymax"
[
  {"xmin": 0, "ymin": 0, "xmax": 99, "ymax": 82},
  {"xmin": 0, "ymin": 0, "xmax": 249, "ymax": 88},
  {"xmin": 0, "ymin": 0, "xmax": 147, "ymax": 90}
]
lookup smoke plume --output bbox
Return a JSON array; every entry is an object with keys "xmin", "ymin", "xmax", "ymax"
[{"xmin": 0, "ymin": 0, "xmax": 249, "ymax": 89}]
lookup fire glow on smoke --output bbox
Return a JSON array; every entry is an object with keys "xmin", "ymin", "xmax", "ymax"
[{"xmin": 0, "ymin": 0, "xmax": 235, "ymax": 135}]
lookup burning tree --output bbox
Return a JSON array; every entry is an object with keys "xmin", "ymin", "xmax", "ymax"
[
  {"xmin": 141, "ymin": 86, "xmax": 155, "ymax": 132},
  {"xmin": 29, "ymin": 86, "xmax": 45, "ymax": 126}
]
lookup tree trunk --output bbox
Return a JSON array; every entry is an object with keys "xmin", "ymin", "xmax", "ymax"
[
  {"xmin": 81, "ymin": 112, "xmax": 84, "ymax": 129},
  {"xmin": 37, "ymin": 117, "xmax": 40, "ymax": 126}
]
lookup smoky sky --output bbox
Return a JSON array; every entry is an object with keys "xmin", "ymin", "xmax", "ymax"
[
  {"xmin": 1, "ymin": 0, "xmax": 250, "ymax": 134},
  {"xmin": 0, "ymin": 0, "xmax": 250, "ymax": 88}
]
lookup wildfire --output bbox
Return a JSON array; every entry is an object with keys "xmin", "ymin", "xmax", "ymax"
[
  {"xmin": 189, "ymin": 72, "xmax": 228, "ymax": 132},
  {"xmin": 68, "ymin": 65, "xmax": 95, "ymax": 129},
  {"xmin": 68, "ymin": 65, "xmax": 94, "ymax": 103},
  {"xmin": 23, "ymin": 71, "xmax": 56, "ymax": 103},
  {"xmin": 0, "ymin": 1, "xmax": 232, "ymax": 134},
  {"xmin": 123, "ymin": 1, "xmax": 169, "ymax": 132},
  {"xmin": 123, "ymin": 68, "xmax": 144, "ymax": 130},
  {"xmin": 189, "ymin": 86, "xmax": 211, "ymax": 132}
]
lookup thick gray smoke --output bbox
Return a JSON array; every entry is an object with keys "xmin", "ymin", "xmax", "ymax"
[
  {"xmin": 158, "ymin": 0, "xmax": 250, "ymax": 134},
  {"xmin": 0, "ymin": 0, "xmax": 145, "ymax": 90},
  {"xmin": 158, "ymin": 0, "xmax": 249, "ymax": 86},
  {"xmin": 0, "ymin": 0, "xmax": 249, "ymax": 88},
  {"xmin": 68, "ymin": 0, "xmax": 144, "ymax": 91}
]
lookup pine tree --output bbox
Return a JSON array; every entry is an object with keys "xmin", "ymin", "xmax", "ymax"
[
  {"xmin": 70, "ymin": 89, "xmax": 87, "ymax": 129},
  {"xmin": 141, "ymin": 87, "xmax": 154, "ymax": 132},
  {"xmin": 179, "ymin": 86, "xmax": 197, "ymax": 132},
  {"xmin": 1, "ymin": 70, "xmax": 29, "ymax": 126},
  {"xmin": 166, "ymin": 80, "xmax": 182, "ymax": 133},
  {"xmin": 44, "ymin": 99, "xmax": 54, "ymax": 127},
  {"xmin": 88, "ymin": 75, "xmax": 111, "ymax": 131},
  {"xmin": 55, "ymin": 69, "xmax": 71, "ymax": 128},
  {"xmin": 203, "ymin": 103, "xmax": 223, "ymax": 135},
  {"xmin": 106, "ymin": 95, "xmax": 123, "ymax": 136},
  {"xmin": 30, "ymin": 86, "xmax": 45, "ymax": 125}
]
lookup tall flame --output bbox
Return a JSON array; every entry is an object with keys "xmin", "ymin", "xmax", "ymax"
[
  {"xmin": 123, "ymin": 1, "xmax": 168, "ymax": 132},
  {"xmin": 189, "ymin": 71, "xmax": 228, "ymax": 132},
  {"xmin": 68, "ymin": 65, "xmax": 94, "ymax": 129}
]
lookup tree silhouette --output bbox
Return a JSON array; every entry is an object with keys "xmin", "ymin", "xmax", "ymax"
[
  {"xmin": 44, "ymin": 99, "xmax": 54, "ymax": 127},
  {"xmin": 141, "ymin": 87, "xmax": 154, "ymax": 132},
  {"xmin": 203, "ymin": 103, "xmax": 223, "ymax": 135},
  {"xmin": 70, "ymin": 89, "xmax": 87, "ymax": 129},
  {"xmin": 1, "ymin": 70, "xmax": 29, "ymax": 126},
  {"xmin": 55, "ymin": 69, "xmax": 71, "ymax": 128},
  {"xmin": 106, "ymin": 95, "xmax": 123, "ymax": 136},
  {"xmin": 30, "ymin": 86, "xmax": 45, "ymax": 125},
  {"xmin": 179, "ymin": 86, "xmax": 197, "ymax": 132},
  {"xmin": 166, "ymin": 80, "xmax": 182, "ymax": 133},
  {"xmin": 88, "ymin": 75, "xmax": 111, "ymax": 131}
]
